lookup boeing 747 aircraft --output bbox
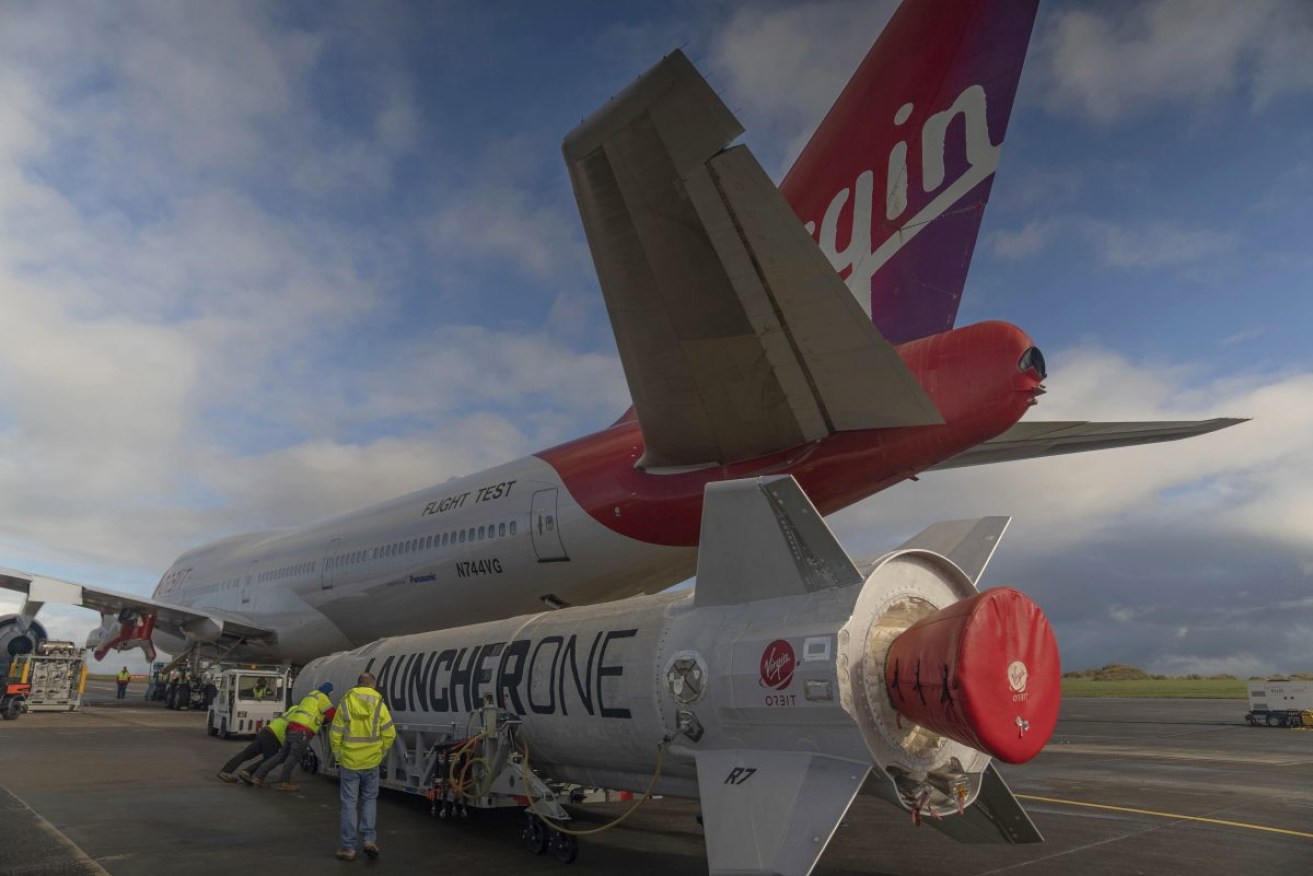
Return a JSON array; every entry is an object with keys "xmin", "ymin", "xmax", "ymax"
[{"xmin": 1, "ymin": 0, "xmax": 1237, "ymax": 667}]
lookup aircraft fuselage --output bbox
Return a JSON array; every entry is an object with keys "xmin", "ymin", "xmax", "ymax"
[{"xmin": 150, "ymin": 320, "xmax": 1042, "ymax": 664}]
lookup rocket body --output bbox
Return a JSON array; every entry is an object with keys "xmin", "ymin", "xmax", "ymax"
[{"xmin": 294, "ymin": 477, "xmax": 1060, "ymax": 876}]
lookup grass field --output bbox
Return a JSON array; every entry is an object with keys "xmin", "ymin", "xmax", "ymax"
[{"xmin": 1062, "ymin": 678, "xmax": 1247, "ymax": 699}]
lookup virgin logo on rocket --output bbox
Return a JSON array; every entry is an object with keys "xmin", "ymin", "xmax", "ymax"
[{"xmin": 760, "ymin": 639, "xmax": 796, "ymax": 690}]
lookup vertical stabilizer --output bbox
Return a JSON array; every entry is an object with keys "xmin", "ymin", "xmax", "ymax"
[{"xmin": 781, "ymin": 0, "xmax": 1040, "ymax": 344}]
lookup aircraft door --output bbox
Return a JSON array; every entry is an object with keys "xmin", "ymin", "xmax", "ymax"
[
  {"xmin": 241, "ymin": 575, "xmax": 252, "ymax": 606},
  {"xmin": 530, "ymin": 488, "xmax": 569, "ymax": 563},
  {"xmin": 320, "ymin": 537, "xmax": 343, "ymax": 590}
]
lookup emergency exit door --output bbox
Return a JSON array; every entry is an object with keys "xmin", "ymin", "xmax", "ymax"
[{"xmin": 530, "ymin": 488, "xmax": 569, "ymax": 563}]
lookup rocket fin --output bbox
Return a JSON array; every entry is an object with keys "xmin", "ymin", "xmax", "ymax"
[
  {"xmin": 695, "ymin": 749, "xmax": 870, "ymax": 876},
  {"xmin": 694, "ymin": 476, "xmax": 863, "ymax": 608},
  {"xmin": 893, "ymin": 516, "xmax": 1010, "ymax": 586},
  {"xmin": 924, "ymin": 764, "xmax": 1043, "ymax": 844}
]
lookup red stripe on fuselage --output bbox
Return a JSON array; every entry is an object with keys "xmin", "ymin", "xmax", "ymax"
[{"xmin": 538, "ymin": 321, "xmax": 1041, "ymax": 547}]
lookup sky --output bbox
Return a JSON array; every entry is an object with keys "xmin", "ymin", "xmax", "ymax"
[{"xmin": 1, "ymin": 0, "xmax": 1311, "ymax": 678}]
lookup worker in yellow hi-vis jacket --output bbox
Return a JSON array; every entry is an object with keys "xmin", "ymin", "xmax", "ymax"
[{"xmin": 330, "ymin": 672, "xmax": 396, "ymax": 862}]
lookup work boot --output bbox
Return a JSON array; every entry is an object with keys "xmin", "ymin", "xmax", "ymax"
[
  {"xmin": 217, "ymin": 771, "xmax": 238, "ymax": 783},
  {"xmin": 276, "ymin": 782, "xmax": 300, "ymax": 792},
  {"xmin": 249, "ymin": 773, "xmax": 270, "ymax": 788},
  {"xmin": 362, "ymin": 842, "xmax": 380, "ymax": 859},
  {"xmin": 335, "ymin": 848, "xmax": 356, "ymax": 861},
  {"xmin": 236, "ymin": 770, "xmax": 254, "ymax": 785}
]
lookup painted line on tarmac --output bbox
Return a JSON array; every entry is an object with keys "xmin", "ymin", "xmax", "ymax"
[
  {"xmin": 1017, "ymin": 794, "xmax": 1313, "ymax": 840},
  {"xmin": 1, "ymin": 785, "xmax": 113, "ymax": 875}
]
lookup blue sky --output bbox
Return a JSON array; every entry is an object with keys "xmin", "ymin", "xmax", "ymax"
[{"xmin": 1, "ymin": 0, "xmax": 1311, "ymax": 676}]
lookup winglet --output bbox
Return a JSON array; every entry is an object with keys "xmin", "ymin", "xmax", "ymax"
[{"xmin": 694, "ymin": 476, "xmax": 862, "ymax": 608}]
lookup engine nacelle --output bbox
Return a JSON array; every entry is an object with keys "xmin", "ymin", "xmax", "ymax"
[{"xmin": 0, "ymin": 614, "xmax": 49, "ymax": 660}]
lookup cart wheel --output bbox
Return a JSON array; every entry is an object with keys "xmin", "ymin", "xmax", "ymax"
[
  {"xmin": 207, "ymin": 714, "xmax": 218, "ymax": 737},
  {"xmin": 300, "ymin": 747, "xmax": 319, "ymax": 774},
  {"xmin": 523, "ymin": 816, "xmax": 548, "ymax": 855},
  {"xmin": 3, "ymin": 697, "xmax": 23, "ymax": 721},
  {"xmin": 220, "ymin": 719, "xmax": 230, "ymax": 739},
  {"xmin": 552, "ymin": 831, "xmax": 578, "ymax": 864},
  {"xmin": 1267, "ymin": 713, "xmax": 1283, "ymax": 727}
]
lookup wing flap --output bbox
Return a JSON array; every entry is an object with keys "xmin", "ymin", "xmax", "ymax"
[
  {"xmin": 564, "ymin": 51, "xmax": 941, "ymax": 469},
  {"xmin": 928, "ymin": 418, "xmax": 1245, "ymax": 470}
]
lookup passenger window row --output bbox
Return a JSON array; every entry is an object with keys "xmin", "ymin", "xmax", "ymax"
[
  {"xmin": 171, "ymin": 519, "xmax": 521, "ymax": 594},
  {"xmin": 331, "ymin": 519, "xmax": 520, "ymax": 569}
]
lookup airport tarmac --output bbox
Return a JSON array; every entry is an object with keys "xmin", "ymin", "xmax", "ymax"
[{"xmin": 1, "ymin": 680, "xmax": 1310, "ymax": 875}]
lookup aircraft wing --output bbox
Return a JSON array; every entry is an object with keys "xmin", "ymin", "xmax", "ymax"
[
  {"xmin": 564, "ymin": 51, "xmax": 942, "ymax": 470},
  {"xmin": 0, "ymin": 568, "xmax": 275, "ymax": 643},
  {"xmin": 927, "ymin": 418, "xmax": 1245, "ymax": 470}
]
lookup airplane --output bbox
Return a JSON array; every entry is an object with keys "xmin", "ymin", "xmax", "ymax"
[{"xmin": 0, "ymin": 0, "xmax": 1238, "ymax": 669}]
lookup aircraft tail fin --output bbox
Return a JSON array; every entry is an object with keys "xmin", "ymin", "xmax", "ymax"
[{"xmin": 780, "ymin": 0, "xmax": 1040, "ymax": 344}]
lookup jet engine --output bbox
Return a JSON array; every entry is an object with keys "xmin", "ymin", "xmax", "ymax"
[{"xmin": 0, "ymin": 614, "xmax": 49, "ymax": 659}]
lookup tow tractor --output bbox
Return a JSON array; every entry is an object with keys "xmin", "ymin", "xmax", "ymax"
[{"xmin": 206, "ymin": 667, "xmax": 291, "ymax": 738}]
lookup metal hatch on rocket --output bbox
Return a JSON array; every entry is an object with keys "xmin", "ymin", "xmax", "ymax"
[{"xmin": 295, "ymin": 476, "xmax": 1060, "ymax": 876}]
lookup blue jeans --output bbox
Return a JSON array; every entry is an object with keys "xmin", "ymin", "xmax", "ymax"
[{"xmin": 339, "ymin": 767, "xmax": 379, "ymax": 851}]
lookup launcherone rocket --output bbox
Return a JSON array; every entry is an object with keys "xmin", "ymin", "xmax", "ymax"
[{"xmin": 295, "ymin": 476, "xmax": 1060, "ymax": 875}]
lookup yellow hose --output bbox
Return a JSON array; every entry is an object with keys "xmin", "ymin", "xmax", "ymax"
[{"xmin": 518, "ymin": 739, "xmax": 668, "ymax": 837}]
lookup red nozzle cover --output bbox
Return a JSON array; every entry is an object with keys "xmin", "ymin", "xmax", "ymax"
[{"xmin": 884, "ymin": 588, "xmax": 1060, "ymax": 764}]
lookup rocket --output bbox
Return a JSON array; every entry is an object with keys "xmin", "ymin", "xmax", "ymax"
[{"xmin": 296, "ymin": 476, "xmax": 1060, "ymax": 875}]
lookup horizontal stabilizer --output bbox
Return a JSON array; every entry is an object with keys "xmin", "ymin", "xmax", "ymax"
[
  {"xmin": 929, "ymin": 418, "xmax": 1245, "ymax": 470},
  {"xmin": 894, "ymin": 516, "xmax": 1010, "ymax": 586},
  {"xmin": 925, "ymin": 764, "xmax": 1043, "ymax": 844},
  {"xmin": 695, "ymin": 476, "xmax": 862, "ymax": 608},
  {"xmin": 565, "ymin": 50, "xmax": 941, "ymax": 469},
  {"xmin": 695, "ymin": 749, "xmax": 870, "ymax": 875}
]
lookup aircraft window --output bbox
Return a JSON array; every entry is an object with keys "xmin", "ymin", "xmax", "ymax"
[
  {"xmin": 441, "ymin": 533, "xmax": 448, "ymax": 546},
  {"xmin": 510, "ymin": 520, "xmax": 517, "ymax": 536},
  {"xmin": 467, "ymin": 527, "xmax": 475, "ymax": 542},
  {"xmin": 478, "ymin": 526, "xmax": 485, "ymax": 540},
  {"xmin": 459, "ymin": 530, "xmax": 466, "ymax": 544},
  {"xmin": 498, "ymin": 522, "xmax": 506, "ymax": 537},
  {"xmin": 409, "ymin": 539, "xmax": 416, "ymax": 552},
  {"xmin": 425, "ymin": 535, "xmax": 433, "ymax": 550}
]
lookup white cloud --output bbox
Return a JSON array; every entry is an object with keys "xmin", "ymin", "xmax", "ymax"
[
  {"xmin": 1041, "ymin": 0, "xmax": 1313, "ymax": 123},
  {"xmin": 0, "ymin": 2, "xmax": 627, "ymax": 587},
  {"xmin": 712, "ymin": 0, "xmax": 897, "ymax": 172},
  {"xmin": 990, "ymin": 220, "xmax": 1058, "ymax": 260},
  {"xmin": 987, "ymin": 215, "xmax": 1236, "ymax": 268}
]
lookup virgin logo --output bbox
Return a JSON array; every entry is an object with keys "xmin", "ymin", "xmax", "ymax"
[
  {"xmin": 760, "ymin": 639, "xmax": 796, "ymax": 690},
  {"xmin": 802, "ymin": 83, "xmax": 1002, "ymax": 316}
]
